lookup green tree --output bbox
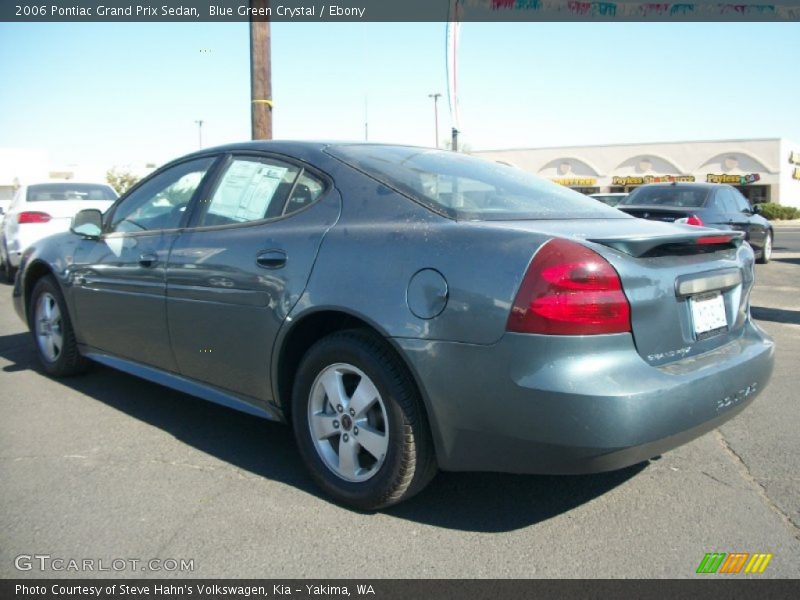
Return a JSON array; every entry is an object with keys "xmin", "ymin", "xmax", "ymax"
[{"xmin": 106, "ymin": 168, "xmax": 140, "ymax": 195}]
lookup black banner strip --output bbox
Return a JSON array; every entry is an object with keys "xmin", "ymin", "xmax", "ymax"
[
  {"xmin": 3, "ymin": 580, "xmax": 800, "ymax": 600},
  {"xmin": 2, "ymin": 0, "xmax": 799, "ymax": 23}
]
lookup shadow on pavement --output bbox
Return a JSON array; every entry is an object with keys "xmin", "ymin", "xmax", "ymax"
[
  {"xmin": 772, "ymin": 256, "xmax": 800, "ymax": 266},
  {"xmin": 0, "ymin": 332, "xmax": 646, "ymax": 532},
  {"xmin": 751, "ymin": 306, "xmax": 800, "ymax": 326}
]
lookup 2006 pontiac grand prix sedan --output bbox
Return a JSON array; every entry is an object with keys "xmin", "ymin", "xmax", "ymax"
[{"xmin": 13, "ymin": 142, "xmax": 774, "ymax": 509}]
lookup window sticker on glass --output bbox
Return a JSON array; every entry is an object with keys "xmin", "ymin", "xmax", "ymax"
[{"xmin": 208, "ymin": 160, "xmax": 291, "ymax": 223}]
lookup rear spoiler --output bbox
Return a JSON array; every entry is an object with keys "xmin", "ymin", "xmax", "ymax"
[{"xmin": 589, "ymin": 230, "xmax": 744, "ymax": 258}]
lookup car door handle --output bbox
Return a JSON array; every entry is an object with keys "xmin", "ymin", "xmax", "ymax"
[
  {"xmin": 256, "ymin": 250, "xmax": 287, "ymax": 269},
  {"xmin": 139, "ymin": 253, "xmax": 158, "ymax": 267}
]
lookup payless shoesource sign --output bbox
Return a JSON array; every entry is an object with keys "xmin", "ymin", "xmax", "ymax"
[
  {"xmin": 706, "ymin": 173, "xmax": 761, "ymax": 185},
  {"xmin": 551, "ymin": 178, "xmax": 597, "ymax": 186},
  {"xmin": 611, "ymin": 175, "xmax": 695, "ymax": 186}
]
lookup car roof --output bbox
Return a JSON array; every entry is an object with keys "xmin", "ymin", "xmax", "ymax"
[
  {"xmin": 25, "ymin": 181, "xmax": 114, "ymax": 186},
  {"xmin": 169, "ymin": 141, "xmax": 452, "ymax": 175},
  {"xmin": 632, "ymin": 182, "xmax": 722, "ymax": 191},
  {"xmin": 182, "ymin": 140, "xmax": 431, "ymax": 157}
]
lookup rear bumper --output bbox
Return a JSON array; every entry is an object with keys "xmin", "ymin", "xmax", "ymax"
[{"xmin": 396, "ymin": 321, "xmax": 774, "ymax": 474}]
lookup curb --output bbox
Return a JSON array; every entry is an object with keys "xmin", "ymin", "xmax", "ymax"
[{"xmin": 770, "ymin": 220, "xmax": 800, "ymax": 228}]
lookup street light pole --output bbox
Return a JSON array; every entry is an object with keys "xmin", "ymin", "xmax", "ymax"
[
  {"xmin": 428, "ymin": 93, "xmax": 441, "ymax": 148},
  {"xmin": 195, "ymin": 120, "xmax": 204, "ymax": 149}
]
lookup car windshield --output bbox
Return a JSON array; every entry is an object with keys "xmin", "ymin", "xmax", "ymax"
[
  {"xmin": 26, "ymin": 183, "xmax": 118, "ymax": 202},
  {"xmin": 592, "ymin": 195, "xmax": 624, "ymax": 206},
  {"xmin": 327, "ymin": 145, "xmax": 627, "ymax": 220},
  {"xmin": 618, "ymin": 186, "xmax": 709, "ymax": 208}
]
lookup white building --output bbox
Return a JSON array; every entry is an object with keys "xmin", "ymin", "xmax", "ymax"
[
  {"xmin": 0, "ymin": 148, "xmax": 157, "ymax": 200},
  {"xmin": 0, "ymin": 149, "xmax": 49, "ymax": 201},
  {"xmin": 474, "ymin": 138, "xmax": 800, "ymax": 208}
]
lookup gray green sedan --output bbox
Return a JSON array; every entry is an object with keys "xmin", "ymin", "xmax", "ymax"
[{"xmin": 12, "ymin": 142, "xmax": 774, "ymax": 510}]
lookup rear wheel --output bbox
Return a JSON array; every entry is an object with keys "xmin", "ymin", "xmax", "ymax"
[
  {"xmin": 29, "ymin": 276, "xmax": 88, "ymax": 377},
  {"xmin": 0, "ymin": 245, "xmax": 15, "ymax": 283},
  {"xmin": 291, "ymin": 330, "xmax": 437, "ymax": 510},
  {"xmin": 757, "ymin": 231, "xmax": 772, "ymax": 264}
]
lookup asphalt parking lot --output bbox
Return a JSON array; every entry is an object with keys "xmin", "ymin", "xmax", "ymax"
[{"xmin": 1, "ymin": 227, "xmax": 799, "ymax": 579}]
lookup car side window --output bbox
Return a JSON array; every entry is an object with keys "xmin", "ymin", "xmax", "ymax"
[
  {"xmin": 731, "ymin": 188, "xmax": 752, "ymax": 213},
  {"xmin": 109, "ymin": 157, "xmax": 215, "ymax": 234},
  {"xmin": 714, "ymin": 188, "xmax": 737, "ymax": 214},
  {"xmin": 197, "ymin": 157, "xmax": 301, "ymax": 227},
  {"xmin": 283, "ymin": 170, "xmax": 326, "ymax": 216}
]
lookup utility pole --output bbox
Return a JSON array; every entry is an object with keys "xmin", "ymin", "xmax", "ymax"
[
  {"xmin": 194, "ymin": 120, "xmax": 204, "ymax": 149},
  {"xmin": 250, "ymin": 0, "xmax": 272, "ymax": 140},
  {"xmin": 428, "ymin": 93, "xmax": 441, "ymax": 148}
]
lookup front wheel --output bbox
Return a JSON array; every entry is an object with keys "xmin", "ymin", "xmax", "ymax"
[
  {"xmin": 29, "ymin": 276, "xmax": 88, "ymax": 377},
  {"xmin": 0, "ymin": 247, "xmax": 15, "ymax": 283},
  {"xmin": 291, "ymin": 330, "xmax": 437, "ymax": 510},
  {"xmin": 757, "ymin": 231, "xmax": 772, "ymax": 264}
]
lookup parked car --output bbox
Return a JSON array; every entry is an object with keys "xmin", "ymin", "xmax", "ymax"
[
  {"xmin": 589, "ymin": 192, "xmax": 628, "ymax": 207},
  {"xmin": 1, "ymin": 182, "xmax": 118, "ymax": 282},
  {"xmin": 616, "ymin": 182, "xmax": 773, "ymax": 263},
  {"xmin": 13, "ymin": 142, "xmax": 774, "ymax": 509}
]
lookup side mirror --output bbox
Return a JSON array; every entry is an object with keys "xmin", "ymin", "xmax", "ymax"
[
  {"xmin": 752, "ymin": 204, "xmax": 762, "ymax": 215},
  {"xmin": 71, "ymin": 209, "xmax": 103, "ymax": 238}
]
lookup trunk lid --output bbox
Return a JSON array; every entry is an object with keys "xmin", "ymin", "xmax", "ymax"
[
  {"xmin": 617, "ymin": 205, "xmax": 694, "ymax": 223},
  {"xmin": 484, "ymin": 218, "xmax": 753, "ymax": 366},
  {"xmin": 20, "ymin": 200, "xmax": 115, "ymax": 221}
]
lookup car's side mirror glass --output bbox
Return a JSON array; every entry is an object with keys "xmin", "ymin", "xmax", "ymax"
[
  {"xmin": 71, "ymin": 209, "xmax": 103, "ymax": 238},
  {"xmin": 752, "ymin": 204, "xmax": 762, "ymax": 215}
]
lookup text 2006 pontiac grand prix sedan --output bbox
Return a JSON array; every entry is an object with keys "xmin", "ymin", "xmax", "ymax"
[{"xmin": 13, "ymin": 142, "xmax": 774, "ymax": 509}]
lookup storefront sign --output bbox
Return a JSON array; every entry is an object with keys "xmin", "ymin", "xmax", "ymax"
[
  {"xmin": 706, "ymin": 173, "xmax": 761, "ymax": 185},
  {"xmin": 611, "ymin": 175, "xmax": 695, "ymax": 186},
  {"xmin": 551, "ymin": 177, "xmax": 597, "ymax": 186},
  {"xmin": 789, "ymin": 151, "xmax": 800, "ymax": 166}
]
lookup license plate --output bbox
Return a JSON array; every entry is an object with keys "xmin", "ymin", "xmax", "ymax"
[{"xmin": 690, "ymin": 292, "xmax": 727, "ymax": 338}]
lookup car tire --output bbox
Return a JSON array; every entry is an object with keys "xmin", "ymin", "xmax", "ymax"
[
  {"xmin": 757, "ymin": 231, "xmax": 772, "ymax": 264},
  {"xmin": 29, "ymin": 276, "xmax": 88, "ymax": 377},
  {"xmin": 0, "ymin": 248, "xmax": 14, "ymax": 284},
  {"xmin": 291, "ymin": 329, "xmax": 437, "ymax": 510}
]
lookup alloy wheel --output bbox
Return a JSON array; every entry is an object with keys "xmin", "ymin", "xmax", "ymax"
[
  {"xmin": 307, "ymin": 363, "xmax": 389, "ymax": 482},
  {"xmin": 35, "ymin": 292, "xmax": 64, "ymax": 362}
]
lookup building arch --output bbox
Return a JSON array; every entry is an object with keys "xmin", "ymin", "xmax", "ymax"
[
  {"xmin": 614, "ymin": 153, "xmax": 687, "ymax": 175},
  {"xmin": 697, "ymin": 151, "xmax": 776, "ymax": 174},
  {"xmin": 537, "ymin": 156, "xmax": 602, "ymax": 178}
]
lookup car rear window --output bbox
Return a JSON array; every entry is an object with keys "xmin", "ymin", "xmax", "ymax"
[
  {"xmin": 26, "ymin": 183, "xmax": 118, "ymax": 202},
  {"xmin": 327, "ymin": 145, "xmax": 627, "ymax": 220},
  {"xmin": 619, "ymin": 186, "xmax": 709, "ymax": 208}
]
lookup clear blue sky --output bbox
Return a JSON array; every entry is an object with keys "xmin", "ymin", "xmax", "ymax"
[{"xmin": 0, "ymin": 22, "xmax": 798, "ymax": 169}]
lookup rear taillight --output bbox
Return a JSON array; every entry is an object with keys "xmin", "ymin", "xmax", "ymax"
[
  {"xmin": 676, "ymin": 214, "xmax": 704, "ymax": 226},
  {"xmin": 17, "ymin": 211, "xmax": 52, "ymax": 224},
  {"xmin": 507, "ymin": 238, "xmax": 631, "ymax": 335},
  {"xmin": 697, "ymin": 234, "xmax": 735, "ymax": 245}
]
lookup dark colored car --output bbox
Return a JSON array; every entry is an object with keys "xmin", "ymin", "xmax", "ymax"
[
  {"xmin": 589, "ymin": 192, "xmax": 628, "ymax": 207},
  {"xmin": 617, "ymin": 183, "xmax": 773, "ymax": 263},
  {"xmin": 13, "ymin": 142, "xmax": 774, "ymax": 509}
]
